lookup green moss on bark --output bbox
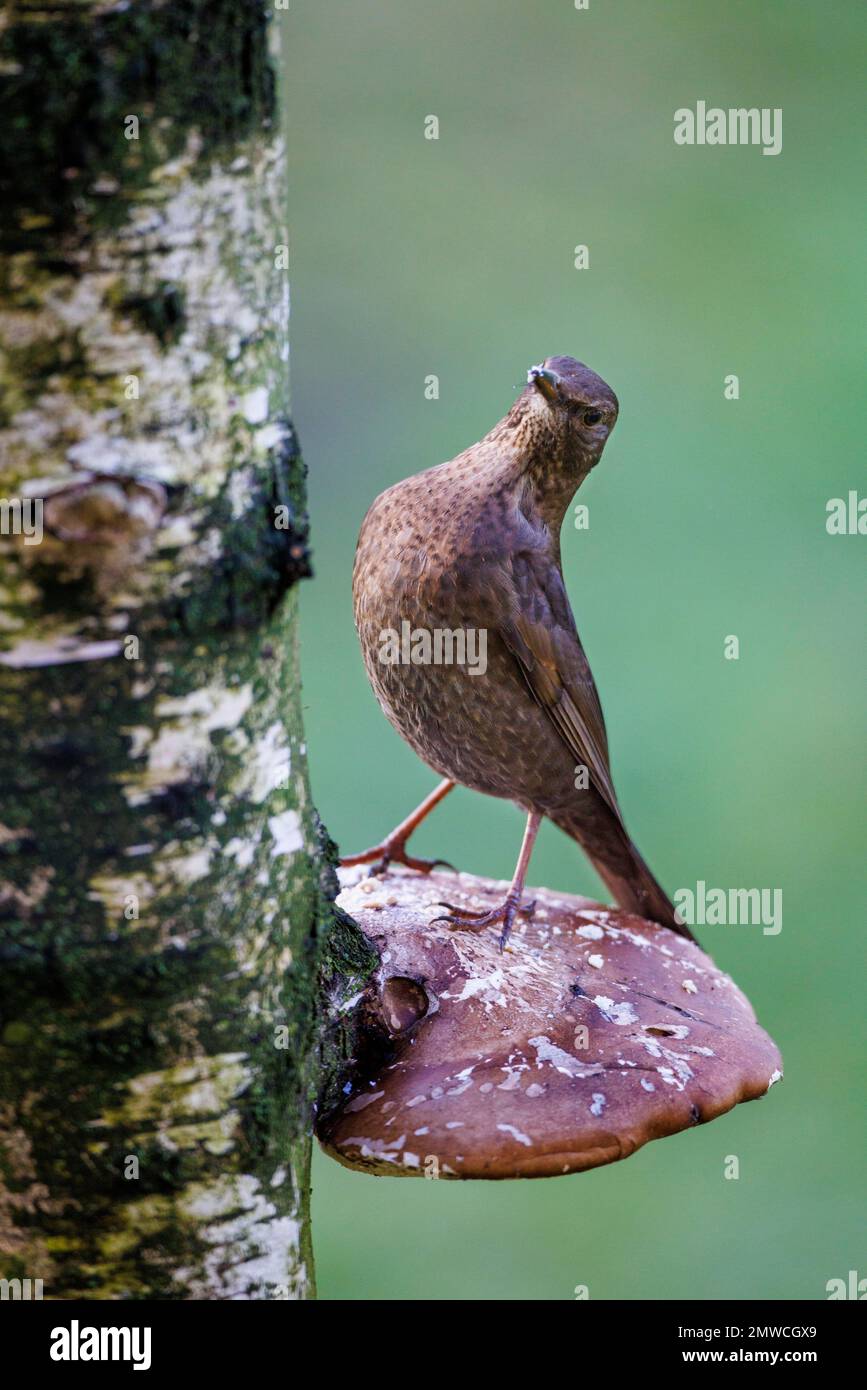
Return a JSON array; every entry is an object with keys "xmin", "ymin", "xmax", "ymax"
[{"xmin": 0, "ymin": 0, "xmax": 275, "ymax": 245}]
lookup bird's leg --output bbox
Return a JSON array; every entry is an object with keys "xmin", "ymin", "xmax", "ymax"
[
  {"xmin": 434, "ymin": 811, "xmax": 542, "ymax": 951},
  {"xmin": 339, "ymin": 779, "xmax": 456, "ymax": 876}
]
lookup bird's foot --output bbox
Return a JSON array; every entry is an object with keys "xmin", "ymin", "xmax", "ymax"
[
  {"xmin": 339, "ymin": 837, "xmax": 455, "ymax": 878},
  {"xmin": 433, "ymin": 895, "xmax": 536, "ymax": 952}
]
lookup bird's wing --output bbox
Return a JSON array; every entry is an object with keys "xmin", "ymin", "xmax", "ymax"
[{"xmin": 498, "ymin": 551, "xmax": 623, "ymax": 823}]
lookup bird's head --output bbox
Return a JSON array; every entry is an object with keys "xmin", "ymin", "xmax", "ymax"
[{"xmin": 525, "ymin": 356, "xmax": 619, "ymax": 468}]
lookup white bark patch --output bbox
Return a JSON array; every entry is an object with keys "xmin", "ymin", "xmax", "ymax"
[
  {"xmin": 224, "ymin": 837, "xmax": 258, "ymax": 869},
  {"xmin": 87, "ymin": 871, "xmax": 155, "ymax": 919},
  {"xmin": 178, "ymin": 1174, "xmax": 302, "ymax": 1300},
  {"xmin": 0, "ymin": 132, "xmax": 288, "ymax": 659},
  {"xmin": 0, "ymin": 636, "xmax": 122, "ymax": 668},
  {"xmin": 120, "ymin": 682, "xmax": 253, "ymax": 806},
  {"xmin": 89, "ymin": 840, "xmax": 218, "ymax": 911},
  {"xmin": 268, "ymin": 810, "xmax": 303, "ymax": 857},
  {"xmin": 155, "ymin": 685, "xmax": 254, "ymax": 727},
  {"xmin": 242, "ymin": 387, "xmax": 269, "ymax": 424},
  {"xmin": 106, "ymin": 1054, "xmax": 252, "ymax": 1127},
  {"xmin": 164, "ymin": 845, "xmax": 212, "ymax": 884},
  {"xmin": 156, "ymin": 514, "xmax": 198, "ymax": 548},
  {"xmin": 233, "ymin": 720, "xmax": 291, "ymax": 802},
  {"xmin": 155, "ymin": 1111, "xmax": 241, "ymax": 1158}
]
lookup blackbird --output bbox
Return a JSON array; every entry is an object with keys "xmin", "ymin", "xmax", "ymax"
[{"xmin": 343, "ymin": 355, "xmax": 694, "ymax": 949}]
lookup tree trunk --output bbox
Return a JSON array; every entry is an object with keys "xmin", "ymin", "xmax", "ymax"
[{"xmin": 0, "ymin": 0, "xmax": 337, "ymax": 1300}]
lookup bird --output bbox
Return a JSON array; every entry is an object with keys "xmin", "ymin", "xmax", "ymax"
[{"xmin": 342, "ymin": 355, "xmax": 694, "ymax": 950}]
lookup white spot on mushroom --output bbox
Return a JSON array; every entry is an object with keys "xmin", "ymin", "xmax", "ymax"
[
  {"xmin": 682, "ymin": 979, "xmax": 699, "ymax": 994},
  {"xmin": 444, "ymin": 1065, "xmax": 475, "ymax": 1097},
  {"xmin": 592, "ymin": 995, "xmax": 639, "ymax": 1026},
  {"xmin": 447, "ymin": 969, "xmax": 507, "ymax": 1008},
  {"xmin": 528, "ymin": 1035, "xmax": 604, "ymax": 1079},
  {"xmin": 622, "ymin": 929, "xmax": 651, "ymax": 949},
  {"xmin": 640, "ymin": 1037, "xmax": 694, "ymax": 1090},
  {"xmin": 589, "ymin": 1093, "xmax": 606, "ymax": 1116},
  {"xmin": 497, "ymin": 1123, "xmax": 532, "ymax": 1147},
  {"xmin": 344, "ymin": 1090, "xmax": 384, "ymax": 1114},
  {"xmin": 497, "ymin": 1071, "xmax": 523, "ymax": 1092},
  {"xmin": 577, "ymin": 924, "xmax": 604, "ymax": 940},
  {"xmin": 445, "ymin": 1079, "xmax": 473, "ymax": 1097},
  {"xmin": 587, "ymin": 954, "xmax": 604, "ymax": 969}
]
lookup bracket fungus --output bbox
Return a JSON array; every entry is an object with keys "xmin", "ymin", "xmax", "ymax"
[{"xmin": 318, "ymin": 867, "xmax": 782, "ymax": 1179}]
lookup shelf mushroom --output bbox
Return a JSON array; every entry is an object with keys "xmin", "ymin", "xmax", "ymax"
[{"xmin": 318, "ymin": 867, "xmax": 782, "ymax": 1179}]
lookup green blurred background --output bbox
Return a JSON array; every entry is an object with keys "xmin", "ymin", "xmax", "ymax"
[{"xmin": 286, "ymin": 0, "xmax": 865, "ymax": 1299}]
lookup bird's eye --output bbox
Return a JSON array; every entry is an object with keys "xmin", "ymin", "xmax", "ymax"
[{"xmin": 583, "ymin": 409, "xmax": 603, "ymax": 426}]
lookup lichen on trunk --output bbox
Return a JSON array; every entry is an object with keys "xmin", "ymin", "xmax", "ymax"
[{"xmin": 0, "ymin": 0, "xmax": 334, "ymax": 1299}]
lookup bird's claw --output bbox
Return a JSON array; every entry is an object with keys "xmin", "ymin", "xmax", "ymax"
[
  {"xmin": 432, "ymin": 896, "xmax": 536, "ymax": 951},
  {"xmin": 339, "ymin": 842, "xmax": 455, "ymax": 877}
]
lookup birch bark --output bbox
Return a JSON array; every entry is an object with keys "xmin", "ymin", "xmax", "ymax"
[{"xmin": 0, "ymin": 0, "xmax": 330, "ymax": 1299}]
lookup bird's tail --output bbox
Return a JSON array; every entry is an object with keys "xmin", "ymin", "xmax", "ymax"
[
  {"xmin": 590, "ymin": 843, "xmax": 696, "ymax": 943},
  {"xmin": 553, "ymin": 812, "xmax": 696, "ymax": 943}
]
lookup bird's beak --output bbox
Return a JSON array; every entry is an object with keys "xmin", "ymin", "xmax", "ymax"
[{"xmin": 527, "ymin": 364, "xmax": 560, "ymax": 403}]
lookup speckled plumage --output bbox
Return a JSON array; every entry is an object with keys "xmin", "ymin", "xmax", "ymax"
[{"xmin": 352, "ymin": 356, "xmax": 691, "ymax": 939}]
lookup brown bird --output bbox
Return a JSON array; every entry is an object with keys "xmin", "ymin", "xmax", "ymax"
[{"xmin": 343, "ymin": 356, "xmax": 694, "ymax": 949}]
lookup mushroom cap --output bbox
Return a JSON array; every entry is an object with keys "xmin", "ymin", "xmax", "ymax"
[{"xmin": 318, "ymin": 868, "xmax": 783, "ymax": 1179}]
